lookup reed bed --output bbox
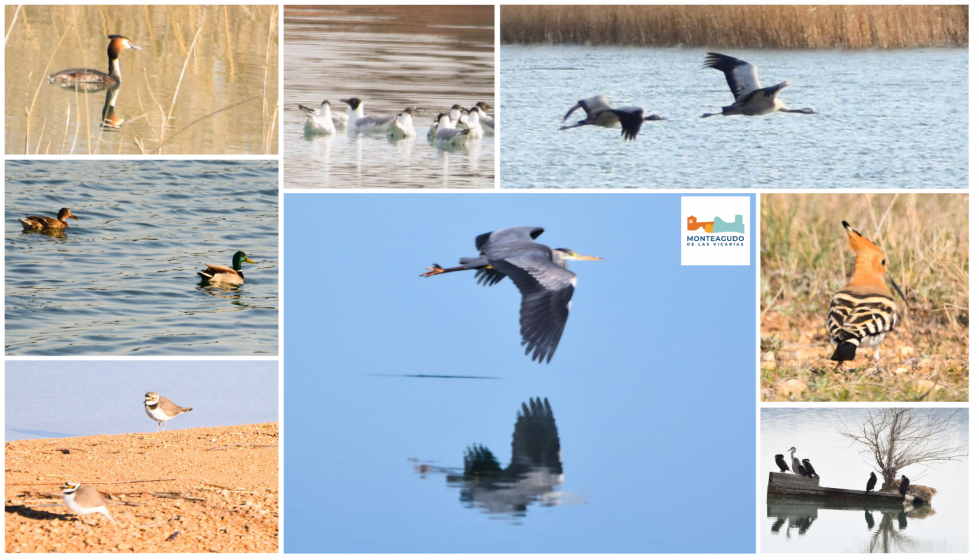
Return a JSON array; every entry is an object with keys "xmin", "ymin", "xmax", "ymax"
[
  {"xmin": 760, "ymin": 193, "xmax": 968, "ymax": 402},
  {"xmin": 501, "ymin": 5, "xmax": 968, "ymax": 48}
]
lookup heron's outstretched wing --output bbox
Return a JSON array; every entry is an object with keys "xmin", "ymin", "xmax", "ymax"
[
  {"xmin": 475, "ymin": 227, "xmax": 545, "ymax": 252},
  {"xmin": 704, "ymin": 52, "xmax": 762, "ymax": 100},
  {"xmin": 611, "ymin": 108, "xmax": 644, "ymax": 141},
  {"xmin": 491, "ymin": 252, "xmax": 576, "ymax": 364},
  {"xmin": 507, "ymin": 397, "xmax": 562, "ymax": 476},
  {"xmin": 563, "ymin": 95, "xmax": 612, "ymax": 121},
  {"xmin": 464, "ymin": 444, "xmax": 503, "ymax": 477}
]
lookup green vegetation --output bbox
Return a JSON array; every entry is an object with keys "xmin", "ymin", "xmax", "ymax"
[{"xmin": 501, "ymin": 5, "xmax": 968, "ymax": 48}]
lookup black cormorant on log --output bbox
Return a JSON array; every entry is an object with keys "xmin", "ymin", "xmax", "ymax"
[
  {"xmin": 866, "ymin": 472, "xmax": 877, "ymax": 494},
  {"xmin": 899, "ymin": 475, "xmax": 910, "ymax": 498},
  {"xmin": 802, "ymin": 458, "xmax": 818, "ymax": 478},
  {"xmin": 775, "ymin": 454, "xmax": 790, "ymax": 473}
]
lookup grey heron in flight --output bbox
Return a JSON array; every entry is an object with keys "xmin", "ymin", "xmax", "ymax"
[
  {"xmin": 702, "ymin": 53, "xmax": 816, "ymax": 118},
  {"xmin": 421, "ymin": 227, "xmax": 601, "ymax": 364},
  {"xmin": 560, "ymin": 95, "xmax": 663, "ymax": 141}
]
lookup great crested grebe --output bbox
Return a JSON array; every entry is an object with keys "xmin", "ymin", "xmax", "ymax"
[{"xmin": 48, "ymin": 35, "xmax": 141, "ymax": 88}]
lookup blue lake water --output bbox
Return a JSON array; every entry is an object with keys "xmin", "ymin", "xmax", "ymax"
[
  {"xmin": 761, "ymin": 408, "xmax": 969, "ymax": 553},
  {"xmin": 4, "ymin": 361, "xmax": 279, "ymax": 441},
  {"xmin": 5, "ymin": 160, "xmax": 279, "ymax": 355},
  {"xmin": 284, "ymin": 193, "xmax": 756, "ymax": 553},
  {"xmin": 283, "ymin": 5, "xmax": 495, "ymax": 189},
  {"xmin": 501, "ymin": 47, "xmax": 967, "ymax": 189}
]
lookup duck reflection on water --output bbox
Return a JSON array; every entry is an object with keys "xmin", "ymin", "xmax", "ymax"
[{"xmin": 415, "ymin": 397, "xmax": 576, "ymax": 520}]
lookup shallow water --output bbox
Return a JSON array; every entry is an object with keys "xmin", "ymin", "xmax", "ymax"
[
  {"xmin": 761, "ymin": 409, "xmax": 969, "ymax": 553},
  {"xmin": 4, "ymin": 5, "xmax": 279, "ymax": 155},
  {"xmin": 284, "ymin": 193, "xmax": 756, "ymax": 553},
  {"xmin": 5, "ymin": 362, "xmax": 278, "ymax": 441},
  {"xmin": 501, "ymin": 46, "xmax": 967, "ymax": 189},
  {"xmin": 5, "ymin": 160, "xmax": 279, "ymax": 355},
  {"xmin": 283, "ymin": 5, "xmax": 495, "ymax": 189}
]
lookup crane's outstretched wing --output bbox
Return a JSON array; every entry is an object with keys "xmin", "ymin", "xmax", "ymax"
[
  {"xmin": 704, "ymin": 53, "xmax": 762, "ymax": 100},
  {"xmin": 507, "ymin": 397, "xmax": 562, "ymax": 476}
]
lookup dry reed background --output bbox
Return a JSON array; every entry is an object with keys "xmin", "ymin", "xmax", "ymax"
[
  {"xmin": 501, "ymin": 5, "xmax": 968, "ymax": 48},
  {"xmin": 760, "ymin": 194, "xmax": 968, "ymax": 402},
  {"xmin": 4, "ymin": 5, "xmax": 279, "ymax": 155}
]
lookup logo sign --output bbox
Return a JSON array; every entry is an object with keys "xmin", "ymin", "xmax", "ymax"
[{"xmin": 681, "ymin": 196, "xmax": 751, "ymax": 266}]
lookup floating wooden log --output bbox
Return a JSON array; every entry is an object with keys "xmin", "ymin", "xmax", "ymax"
[{"xmin": 767, "ymin": 472, "xmax": 905, "ymax": 506}]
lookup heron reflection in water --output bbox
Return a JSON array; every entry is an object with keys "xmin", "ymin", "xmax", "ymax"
[{"xmin": 416, "ymin": 397, "xmax": 571, "ymax": 520}]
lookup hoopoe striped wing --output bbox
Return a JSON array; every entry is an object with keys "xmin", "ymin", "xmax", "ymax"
[{"xmin": 827, "ymin": 291, "xmax": 898, "ymax": 361}]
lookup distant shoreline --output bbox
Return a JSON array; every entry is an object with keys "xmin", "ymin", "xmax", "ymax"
[
  {"xmin": 501, "ymin": 5, "xmax": 968, "ymax": 49},
  {"xmin": 5, "ymin": 423, "xmax": 278, "ymax": 553}
]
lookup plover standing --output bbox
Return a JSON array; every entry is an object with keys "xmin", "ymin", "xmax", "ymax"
[{"xmin": 144, "ymin": 392, "xmax": 192, "ymax": 431}]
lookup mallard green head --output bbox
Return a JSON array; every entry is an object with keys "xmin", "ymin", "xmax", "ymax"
[{"xmin": 232, "ymin": 251, "xmax": 256, "ymax": 271}]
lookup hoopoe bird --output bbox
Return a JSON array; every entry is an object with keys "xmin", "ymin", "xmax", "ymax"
[{"xmin": 827, "ymin": 221, "xmax": 909, "ymax": 370}]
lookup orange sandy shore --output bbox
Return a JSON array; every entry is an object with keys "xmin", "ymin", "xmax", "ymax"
[{"xmin": 5, "ymin": 423, "xmax": 278, "ymax": 553}]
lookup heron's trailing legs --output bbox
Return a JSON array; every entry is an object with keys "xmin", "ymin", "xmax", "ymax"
[{"xmin": 421, "ymin": 263, "xmax": 467, "ymax": 277}]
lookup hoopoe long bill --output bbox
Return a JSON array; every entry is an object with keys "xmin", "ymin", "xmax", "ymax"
[{"xmin": 827, "ymin": 221, "xmax": 909, "ymax": 370}]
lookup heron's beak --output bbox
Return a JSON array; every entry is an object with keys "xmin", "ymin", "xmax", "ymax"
[
  {"xmin": 244, "ymin": 257, "xmax": 256, "ymax": 264},
  {"xmin": 887, "ymin": 272, "xmax": 910, "ymax": 307},
  {"xmin": 570, "ymin": 254, "xmax": 602, "ymax": 261}
]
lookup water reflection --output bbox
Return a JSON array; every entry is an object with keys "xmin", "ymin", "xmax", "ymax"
[
  {"xmin": 767, "ymin": 497, "xmax": 939, "ymax": 552},
  {"xmin": 417, "ymin": 398, "xmax": 569, "ymax": 521}
]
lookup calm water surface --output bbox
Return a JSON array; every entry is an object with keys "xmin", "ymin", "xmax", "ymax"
[
  {"xmin": 761, "ymin": 408, "xmax": 969, "ymax": 553},
  {"xmin": 5, "ymin": 362, "xmax": 278, "ymax": 441},
  {"xmin": 4, "ymin": 5, "xmax": 279, "ymax": 155},
  {"xmin": 502, "ymin": 47, "xmax": 967, "ymax": 189},
  {"xmin": 5, "ymin": 160, "xmax": 278, "ymax": 355},
  {"xmin": 284, "ymin": 5, "xmax": 495, "ymax": 189}
]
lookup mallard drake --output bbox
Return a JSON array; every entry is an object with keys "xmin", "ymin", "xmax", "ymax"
[
  {"xmin": 19, "ymin": 208, "xmax": 79, "ymax": 229},
  {"xmin": 197, "ymin": 251, "xmax": 256, "ymax": 285}
]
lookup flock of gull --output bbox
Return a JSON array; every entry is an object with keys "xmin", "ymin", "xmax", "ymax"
[
  {"xmin": 561, "ymin": 52, "xmax": 817, "ymax": 141},
  {"xmin": 298, "ymin": 97, "xmax": 495, "ymax": 148}
]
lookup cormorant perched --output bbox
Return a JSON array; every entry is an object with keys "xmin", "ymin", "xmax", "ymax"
[
  {"xmin": 802, "ymin": 459, "xmax": 818, "ymax": 479},
  {"xmin": 775, "ymin": 454, "xmax": 790, "ymax": 473},
  {"xmin": 899, "ymin": 475, "xmax": 910, "ymax": 498},
  {"xmin": 787, "ymin": 447, "xmax": 804, "ymax": 475},
  {"xmin": 866, "ymin": 472, "xmax": 877, "ymax": 494}
]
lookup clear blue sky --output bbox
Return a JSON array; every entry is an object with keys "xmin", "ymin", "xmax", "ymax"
[{"xmin": 285, "ymin": 193, "xmax": 756, "ymax": 553}]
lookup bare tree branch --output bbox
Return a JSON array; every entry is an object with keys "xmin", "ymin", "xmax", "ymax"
[{"xmin": 833, "ymin": 408, "xmax": 968, "ymax": 486}]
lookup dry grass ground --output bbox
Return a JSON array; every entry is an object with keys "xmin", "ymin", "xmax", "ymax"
[
  {"xmin": 760, "ymin": 194, "xmax": 968, "ymax": 402},
  {"xmin": 501, "ymin": 5, "xmax": 968, "ymax": 48},
  {"xmin": 5, "ymin": 423, "xmax": 278, "ymax": 553}
]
